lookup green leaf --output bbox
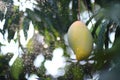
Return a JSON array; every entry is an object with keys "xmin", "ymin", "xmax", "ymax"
[
  {"xmin": 26, "ymin": 38, "xmax": 34, "ymax": 54},
  {"xmin": 96, "ymin": 21, "xmax": 108, "ymax": 50},
  {"xmin": 0, "ymin": 11, "xmax": 4, "ymax": 20},
  {"xmin": 91, "ymin": 16, "xmax": 103, "ymax": 38},
  {"xmin": 7, "ymin": 26, "xmax": 16, "ymax": 42},
  {"xmin": 114, "ymin": 26, "xmax": 120, "ymax": 45},
  {"xmin": 2, "ymin": 0, "xmax": 13, "ymax": 3},
  {"xmin": 23, "ymin": 18, "xmax": 30, "ymax": 40},
  {"xmin": 10, "ymin": 57, "xmax": 24, "ymax": 80}
]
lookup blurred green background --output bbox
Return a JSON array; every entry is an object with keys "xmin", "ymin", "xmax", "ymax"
[{"xmin": 0, "ymin": 0, "xmax": 120, "ymax": 80}]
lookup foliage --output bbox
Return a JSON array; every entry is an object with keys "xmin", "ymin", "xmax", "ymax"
[
  {"xmin": 10, "ymin": 57, "xmax": 23, "ymax": 80},
  {"xmin": 0, "ymin": 0, "xmax": 120, "ymax": 80}
]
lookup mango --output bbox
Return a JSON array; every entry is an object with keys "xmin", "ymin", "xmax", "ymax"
[{"xmin": 67, "ymin": 21, "xmax": 93, "ymax": 61}]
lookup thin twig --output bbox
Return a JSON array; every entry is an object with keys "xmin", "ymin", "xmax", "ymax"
[{"xmin": 78, "ymin": 0, "xmax": 81, "ymax": 20}]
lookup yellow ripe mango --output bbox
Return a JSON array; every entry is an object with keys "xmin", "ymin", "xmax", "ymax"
[{"xmin": 67, "ymin": 21, "xmax": 93, "ymax": 61}]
